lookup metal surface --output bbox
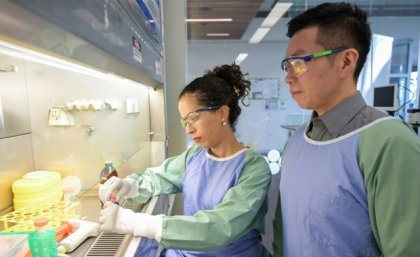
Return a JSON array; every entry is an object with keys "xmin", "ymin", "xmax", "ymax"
[
  {"xmin": 0, "ymin": 0, "xmax": 163, "ymax": 87},
  {"xmin": 76, "ymin": 195, "xmax": 173, "ymax": 257},
  {"xmin": 74, "ymin": 197, "xmax": 145, "ymax": 257},
  {"xmin": 84, "ymin": 233, "xmax": 129, "ymax": 257},
  {"xmin": 0, "ymin": 135, "xmax": 34, "ymax": 212},
  {"xmin": 0, "ymin": 53, "xmax": 31, "ymax": 139}
]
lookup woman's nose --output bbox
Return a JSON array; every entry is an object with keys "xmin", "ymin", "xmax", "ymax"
[{"xmin": 185, "ymin": 124, "xmax": 194, "ymax": 134}]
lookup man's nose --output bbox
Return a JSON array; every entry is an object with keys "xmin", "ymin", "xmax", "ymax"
[{"xmin": 284, "ymin": 73, "xmax": 296, "ymax": 85}]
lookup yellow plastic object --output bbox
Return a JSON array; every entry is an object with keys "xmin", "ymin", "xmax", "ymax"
[
  {"xmin": 12, "ymin": 171, "xmax": 62, "ymax": 210},
  {"xmin": 0, "ymin": 201, "xmax": 79, "ymax": 232}
]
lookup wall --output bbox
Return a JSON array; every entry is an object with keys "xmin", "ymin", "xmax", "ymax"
[{"xmin": 0, "ymin": 42, "xmax": 165, "ymax": 213}]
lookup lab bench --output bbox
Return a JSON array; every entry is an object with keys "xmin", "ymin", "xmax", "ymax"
[{"xmin": 67, "ymin": 192, "xmax": 175, "ymax": 257}]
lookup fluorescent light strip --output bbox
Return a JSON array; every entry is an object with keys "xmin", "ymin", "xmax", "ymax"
[
  {"xmin": 261, "ymin": 3, "xmax": 293, "ymax": 27},
  {"xmin": 187, "ymin": 18, "xmax": 232, "ymax": 22},
  {"xmin": 249, "ymin": 27, "xmax": 270, "ymax": 44},
  {"xmin": 235, "ymin": 53, "xmax": 248, "ymax": 65},
  {"xmin": 206, "ymin": 33, "xmax": 230, "ymax": 37},
  {"xmin": 0, "ymin": 40, "xmax": 145, "ymax": 87}
]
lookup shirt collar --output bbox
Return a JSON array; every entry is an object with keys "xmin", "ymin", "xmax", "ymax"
[{"xmin": 312, "ymin": 91, "xmax": 367, "ymax": 138}]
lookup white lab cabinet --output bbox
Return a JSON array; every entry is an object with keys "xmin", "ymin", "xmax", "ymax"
[{"xmin": 0, "ymin": 54, "xmax": 31, "ymax": 139}]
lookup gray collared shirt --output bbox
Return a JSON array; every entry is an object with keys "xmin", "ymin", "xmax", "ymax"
[{"xmin": 307, "ymin": 91, "xmax": 388, "ymax": 141}]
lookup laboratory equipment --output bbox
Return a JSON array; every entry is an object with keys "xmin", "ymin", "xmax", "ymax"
[
  {"xmin": 110, "ymin": 192, "xmax": 119, "ymax": 204},
  {"xmin": 373, "ymin": 84, "xmax": 399, "ymax": 113},
  {"xmin": 61, "ymin": 176, "xmax": 82, "ymax": 213},
  {"xmin": 58, "ymin": 219, "xmax": 100, "ymax": 253},
  {"xmin": 12, "ymin": 171, "xmax": 62, "ymax": 210},
  {"xmin": 0, "ymin": 201, "xmax": 79, "ymax": 232},
  {"xmin": 55, "ymin": 221, "xmax": 74, "ymax": 242},
  {"xmin": 48, "ymin": 107, "xmax": 74, "ymax": 126},
  {"xmin": 0, "ymin": 233, "xmax": 32, "ymax": 257},
  {"xmin": 407, "ymin": 108, "xmax": 420, "ymax": 124},
  {"xmin": 267, "ymin": 149, "xmax": 281, "ymax": 175},
  {"xmin": 99, "ymin": 161, "xmax": 118, "ymax": 184},
  {"xmin": 99, "ymin": 161, "xmax": 118, "ymax": 207},
  {"xmin": 30, "ymin": 217, "xmax": 58, "ymax": 257}
]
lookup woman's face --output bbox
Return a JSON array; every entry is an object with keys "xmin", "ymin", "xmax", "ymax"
[{"xmin": 178, "ymin": 93, "xmax": 225, "ymax": 148}]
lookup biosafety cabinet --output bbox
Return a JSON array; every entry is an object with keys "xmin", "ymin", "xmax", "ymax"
[{"xmin": 0, "ymin": 0, "xmax": 171, "ymax": 256}]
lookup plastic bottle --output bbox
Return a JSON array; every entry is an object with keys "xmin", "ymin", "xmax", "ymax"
[
  {"xmin": 99, "ymin": 161, "xmax": 118, "ymax": 184},
  {"xmin": 31, "ymin": 217, "xmax": 58, "ymax": 257},
  {"xmin": 99, "ymin": 161, "xmax": 118, "ymax": 207}
]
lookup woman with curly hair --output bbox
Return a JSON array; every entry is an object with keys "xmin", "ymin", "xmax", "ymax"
[{"xmin": 99, "ymin": 63, "xmax": 271, "ymax": 257}]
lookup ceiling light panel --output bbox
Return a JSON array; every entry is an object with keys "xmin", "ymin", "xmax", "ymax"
[
  {"xmin": 186, "ymin": 18, "xmax": 232, "ymax": 22},
  {"xmin": 206, "ymin": 33, "xmax": 230, "ymax": 37},
  {"xmin": 235, "ymin": 53, "xmax": 248, "ymax": 64},
  {"xmin": 249, "ymin": 27, "xmax": 270, "ymax": 44},
  {"xmin": 261, "ymin": 3, "xmax": 293, "ymax": 27}
]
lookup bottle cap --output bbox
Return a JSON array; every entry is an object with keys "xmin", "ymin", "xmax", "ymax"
[
  {"xmin": 34, "ymin": 216, "xmax": 49, "ymax": 228},
  {"xmin": 111, "ymin": 192, "xmax": 118, "ymax": 202},
  {"xmin": 104, "ymin": 161, "xmax": 113, "ymax": 165},
  {"xmin": 58, "ymin": 245, "xmax": 67, "ymax": 254}
]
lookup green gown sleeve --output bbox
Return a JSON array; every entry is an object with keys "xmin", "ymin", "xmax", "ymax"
[
  {"xmin": 358, "ymin": 119, "xmax": 420, "ymax": 257},
  {"xmin": 159, "ymin": 150, "xmax": 272, "ymax": 251},
  {"xmin": 127, "ymin": 144, "xmax": 201, "ymax": 203}
]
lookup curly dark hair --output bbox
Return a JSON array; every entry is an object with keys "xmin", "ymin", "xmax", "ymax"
[
  {"xmin": 179, "ymin": 63, "xmax": 251, "ymax": 131},
  {"xmin": 287, "ymin": 2, "xmax": 371, "ymax": 82}
]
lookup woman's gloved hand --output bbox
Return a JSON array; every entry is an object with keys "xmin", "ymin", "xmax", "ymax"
[
  {"xmin": 99, "ymin": 177, "xmax": 137, "ymax": 203},
  {"xmin": 99, "ymin": 201, "xmax": 163, "ymax": 242}
]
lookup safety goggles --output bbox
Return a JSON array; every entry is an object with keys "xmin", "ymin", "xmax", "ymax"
[
  {"xmin": 281, "ymin": 46, "xmax": 348, "ymax": 77},
  {"xmin": 180, "ymin": 106, "xmax": 221, "ymax": 128}
]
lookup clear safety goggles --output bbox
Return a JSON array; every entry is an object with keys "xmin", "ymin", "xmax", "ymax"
[
  {"xmin": 180, "ymin": 106, "xmax": 221, "ymax": 128},
  {"xmin": 281, "ymin": 46, "xmax": 348, "ymax": 77}
]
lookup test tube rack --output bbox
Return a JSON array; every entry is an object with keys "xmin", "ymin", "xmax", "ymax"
[{"xmin": 0, "ymin": 201, "xmax": 79, "ymax": 232}]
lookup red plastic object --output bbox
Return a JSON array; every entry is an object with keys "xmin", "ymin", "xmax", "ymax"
[{"xmin": 55, "ymin": 221, "xmax": 74, "ymax": 242}]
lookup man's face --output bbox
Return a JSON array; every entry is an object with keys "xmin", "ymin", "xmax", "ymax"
[{"xmin": 283, "ymin": 26, "xmax": 344, "ymax": 116}]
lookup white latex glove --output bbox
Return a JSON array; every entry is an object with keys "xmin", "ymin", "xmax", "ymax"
[
  {"xmin": 99, "ymin": 201, "xmax": 163, "ymax": 242},
  {"xmin": 98, "ymin": 177, "xmax": 138, "ymax": 203}
]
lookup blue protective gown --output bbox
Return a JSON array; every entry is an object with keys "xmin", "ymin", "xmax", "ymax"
[
  {"xmin": 280, "ymin": 124, "xmax": 381, "ymax": 257},
  {"xmin": 129, "ymin": 144, "xmax": 271, "ymax": 257},
  {"xmin": 164, "ymin": 148, "xmax": 264, "ymax": 257}
]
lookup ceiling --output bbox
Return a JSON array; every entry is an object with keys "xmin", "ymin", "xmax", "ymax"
[
  {"xmin": 187, "ymin": 0, "xmax": 420, "ymax": 41},
  {"xmin": 187, "ymin": 0, "xmax": 264, "ymax": 40}
]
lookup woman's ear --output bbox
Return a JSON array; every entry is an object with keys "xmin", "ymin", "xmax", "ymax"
[{"xmin": 219, "ymin": 105, "xmax": 230, "ymax": 121}]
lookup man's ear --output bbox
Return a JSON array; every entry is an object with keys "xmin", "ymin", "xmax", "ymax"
[{"xmin": 338, "ymin": 48, "xmax": 359, "ymax": 79}]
